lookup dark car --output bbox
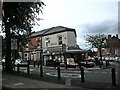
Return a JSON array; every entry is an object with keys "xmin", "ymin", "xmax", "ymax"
[{"xmin": 79, "ymin": 61, "xmax": 95, "ymax": 68}]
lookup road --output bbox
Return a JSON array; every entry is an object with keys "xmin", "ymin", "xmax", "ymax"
[
  {"xmin": 1, "ymin": 61, "xmax": 120, "ymax": 89},
  {"xmin": 14, "ymin": 61, "xmax": 119, "ymax": 84}
]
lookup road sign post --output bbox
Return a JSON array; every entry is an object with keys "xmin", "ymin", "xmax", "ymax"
[{"xmin": 11, "ymin": 39, "xmax": 17, "ymax": 50}]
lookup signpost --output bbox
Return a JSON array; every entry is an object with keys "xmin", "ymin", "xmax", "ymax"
[{"xmin": 11, "ymin": 39, "xmax": 17, "ymax": 50}]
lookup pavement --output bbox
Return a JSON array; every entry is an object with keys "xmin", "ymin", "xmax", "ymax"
[{"xmin": 1, "ymin": 63, "xmax": 120, "ymax": 90}]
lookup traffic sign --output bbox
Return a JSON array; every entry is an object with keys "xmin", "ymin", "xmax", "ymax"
[{"xmin": 11, "ymin": 39, "xmax": 17, "ymax": 50}]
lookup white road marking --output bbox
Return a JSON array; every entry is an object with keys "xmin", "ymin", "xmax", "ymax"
[{"xmin": 13, "ymin": 82, "xmax": 24, "ymax": 86}]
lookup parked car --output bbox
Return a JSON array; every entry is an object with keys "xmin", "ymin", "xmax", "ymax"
[
  {"xmin": 79, "ymin": 61, "xmax": 95, "ymax": 68},
  {"xmin": 60, "ymin": 62, "xmax": 65, "ymax": 67},
  {"xmin": 15, "ymin": 59, "xmax": 28, "ymax": 65},
  {"xmin": 115, "ymin": 57, "xmax": 120, "ymax": 63}
]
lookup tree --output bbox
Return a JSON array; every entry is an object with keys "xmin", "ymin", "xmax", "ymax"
[
  {"xmin": 87, "ymin": 50, "xmax": 94, "ymax": 57},
  {"xmin": 2, "ymin": 1, "xmax": 45, "ymax": 72},
  {"xmin": 85, "ymin": 33, "xmax": 107, "ymax": 68}
]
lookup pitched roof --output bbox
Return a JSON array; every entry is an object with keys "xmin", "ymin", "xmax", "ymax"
[
  {"xmin": 30, "ymin": 26, "xmax": 76, "ymax": 37},
  {"xmin": 44, "ymin": 26, "xmax": 76, "ymax": 36},
  {"xmin": 30, "ymin": 28, "xmax": 49, "ymax": 37}
]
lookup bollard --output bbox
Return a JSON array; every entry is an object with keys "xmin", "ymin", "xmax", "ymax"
[
  {"xmin": 80, "ymin": 66, "xmax": 85, "ymax": 83},
  {"xmin": 106, "ymin": 60, "xmax": 108, "ymax": 67},
  {"xmin": 34, "ymin": 61, "xmax": 35, "ymax": 67},
  {"xmin": 57, "ymin": 66, "xmax": 61, "ymax": 79},
  {"xmin": 111, "ymin": 68, "xmax": 116, "ymax": 86},
  {"xmin": 40, "ymin": 65, "xmax": 43, "ymax": 77},
  {"xmin": 17, "ymin": 64, "xmax": 20, "ymax": 73},
  {"xmin": 99, "ymin": 60, "xmax": 101, "ymax": 68},
  {"xmin": 27, "ymin": 64, "xmax": 30, "ymax": 75}
]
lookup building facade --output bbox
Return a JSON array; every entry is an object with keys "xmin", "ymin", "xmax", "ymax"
[
  {"xmin": 24, "ymin": 26, "xmax": 86, "ymax": 66},
  {"xmin": 98, "ymin": 34, "xmax": 120, "ymax": 57},
  {"xmin": 106, "ymin": 34, "xmax": 120, "ymax": 56}
]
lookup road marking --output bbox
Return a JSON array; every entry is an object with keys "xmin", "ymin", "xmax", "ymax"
[
  {"xmin": 46, "ymin": 73, "xmax": 82, "ymax": 78},
  {"xmin": 101, "ymin": 72, "xmax": 108, "ymax": 74},
  {"xmin": 13, "ymin": 82, "xmax": 24, "ymax": 86}
]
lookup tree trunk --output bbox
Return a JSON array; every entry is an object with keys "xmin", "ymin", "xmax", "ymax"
[{"xmin": 4, "ymin": 22, "xmax": 13, "ymax": 72}]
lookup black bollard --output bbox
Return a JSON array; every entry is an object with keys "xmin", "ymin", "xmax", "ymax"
[
  {"xmin": 40, "ymin": 65, "xmax": 43, "ymax": 77},
  {"xmin": 111, "ymin": 68, "xmax": 116, "ymax": 86},
  {"xmin": 34, "ymin": 61, "xmax": 35, "ymax": 67},
  {"xmin": 27, "ymin": 64, "xmax": 30, "ymax": 75},
  {"xmin": 81, "ymin": 66, "xmax": 85, "ymax": 83},
  {"xmin": 17, "ymin": 64, "xmax": 20, "ymax": 73},
  {"xmin": 106, "ymin": 60, "xmax": 108, "ymax": 67},
  {"xmin": 99, "ymin": 60, "xmax": 101, "ymax": 68},
  {"xmin": 38, "ymin": 61, "xmax": 40, "ymax": 68},
  {"xmin": 57, "ymin": 66, "xmax": 61, "ymax": 79}
]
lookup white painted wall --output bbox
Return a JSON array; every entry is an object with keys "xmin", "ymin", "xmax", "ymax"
[
  {"xmin": 42, "ymin": 31, "xmax": 77, "ymax": 50},
  {"xmin": 67, "ymin": 31, "xmax": 76, "ymax": 46}
]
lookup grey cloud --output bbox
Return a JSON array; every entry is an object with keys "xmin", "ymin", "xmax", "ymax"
[
  {"xmin": 80, "ymin": 20, "xmax": 118, "ymax": 34},
  {"xmin": 76, "ymin": 20, "xmax": 118, "ymax": 49}
]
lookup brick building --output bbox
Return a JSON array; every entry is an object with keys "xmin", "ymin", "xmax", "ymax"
[
  {"xmin": 24, "ymin": 26, "xmax": 87, "ymax": 66},
  {"xmin": 106, "ymin": 34, "xmax": 120, "ymax": 57}
]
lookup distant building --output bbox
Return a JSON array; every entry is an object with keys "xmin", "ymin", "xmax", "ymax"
[
  {"xmin": 106, "ymin": 34, "xmax": 120, "ymax": 56},
  {"xmin": 97, "ymin": 34, "xmax": 120, "ymax": 57}
]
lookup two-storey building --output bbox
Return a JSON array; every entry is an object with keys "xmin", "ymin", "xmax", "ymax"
[{"xmin": 24, "ymin": 26, "xmax": 87, "ymax": 66}]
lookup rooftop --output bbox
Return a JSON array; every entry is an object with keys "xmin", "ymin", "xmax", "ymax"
[{"xmin": 30, "ymin": 26, "xmax": 76, "ymax": 37}]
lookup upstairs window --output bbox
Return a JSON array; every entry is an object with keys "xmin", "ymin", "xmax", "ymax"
[
  {"xmin": 58, "ymin": 35, "xmax": 62, "ymax": 45},
  {"xmin": 46, "ymin": 37, "xmax": 50, "ymax": 47}
]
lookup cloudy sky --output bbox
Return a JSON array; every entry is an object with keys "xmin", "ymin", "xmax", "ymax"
[
  {"xmin": 0, "ymin": 0, "xmax": 119, "ymax": 49},
  {"xmin": 32, "ymin": 0, "xmax": 118, "ymax": 49}
]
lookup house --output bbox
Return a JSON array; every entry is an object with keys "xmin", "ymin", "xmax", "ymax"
[
  {"xmin": 106, "ymin": 34, "xmax": 120, "ymax": 57},
  {"xmin": 98, "ymin": 34, "xmax": 120, "ymax": 57},
  {"xmin": 24, "ymin": 26, "xmax": 87, "ymax": 66}
]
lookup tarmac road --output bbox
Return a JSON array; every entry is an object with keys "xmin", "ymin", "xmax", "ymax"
[{"xmin": 1, "ymin": 61, "xmax": 120, "ymax": 90}]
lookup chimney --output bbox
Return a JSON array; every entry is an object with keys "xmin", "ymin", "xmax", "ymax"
[
  {"xmin": 108, "ymin": 35, "xmax": 111, "ymax": 39},
  {"xmin": 116, "ymin": 34, "xmax": 118, "ymax": 38}
]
